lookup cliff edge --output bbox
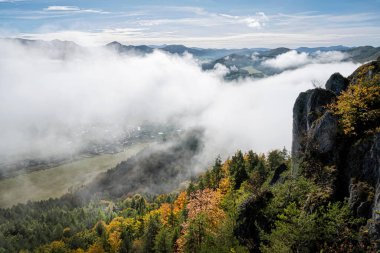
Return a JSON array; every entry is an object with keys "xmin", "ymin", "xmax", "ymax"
[{"xmin": 292, "ymin": 57, "xmax": 380, "ymax": 242}]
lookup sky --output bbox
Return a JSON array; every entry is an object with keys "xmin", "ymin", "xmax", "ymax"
[{"xmin": 1, "ymin": 0, "xmax": 380, "ymax": 48}]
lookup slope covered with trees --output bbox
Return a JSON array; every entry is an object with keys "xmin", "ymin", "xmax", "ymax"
[{"xmin": 0, "ymin": 148, "xmax": 375, "ymax": 252}]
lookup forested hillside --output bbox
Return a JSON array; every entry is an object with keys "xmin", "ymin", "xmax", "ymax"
[{"xmin": 0, "ymin": 148, "xmax": 374, "ymax": 252}]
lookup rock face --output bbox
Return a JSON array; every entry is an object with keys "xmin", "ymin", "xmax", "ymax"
[
  {"xmin": 291, "ymin": 88, "xmax": 336, "ymax": 175},
  {"xmin": 325, "ymin": 72, "xmax": 349, "ymax": 95},
  {"xmin": 291, "ymin": 59, "xmax": 380, "ymax": 242},
  {"xmin": 308, "ymin": 112, "xmax": 339, "ymax": 154},
  {"xmin": 348, "ymin": 179, "xmax": 374, "ymax": 218}
]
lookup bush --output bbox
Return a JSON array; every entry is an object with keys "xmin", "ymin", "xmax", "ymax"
[{"xmin": 329, "ymin": 64, "xmax": 380, "ymax": 136}]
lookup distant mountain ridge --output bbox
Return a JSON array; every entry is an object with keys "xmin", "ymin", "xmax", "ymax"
[
  {"xmin": 106, "ymin": 41, "xmax": 153, "ymax": 55},
  {"xmin": 202, "ymin": 45, "xmax": 380, "ymax": 80},
  {"xmin": 105, "ymin": 41, "xmax": 268, "ymax": 59},
  {"xmin": 4, "ymin": 37, "xmax": 378, "ymax": 61},
  {"xmin": 343, "ymin": 46, "xmax": 380, "ymax": 62},
  {"xmin": 296, "ymin": 45, "xmax": 351, "ymax": 53},
  {"xmin": 3, "ymin": 38, "xmax": 380, "ymax": 80}
]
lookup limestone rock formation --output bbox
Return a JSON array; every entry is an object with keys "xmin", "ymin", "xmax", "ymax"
[
  {"xmin": 291, "ymin": 58, "xmax": 380, "ymax": 243},
  {"xmin": 291, "ymin": 88, "xmax": 336, "ymax": 175},
  {"xmin": 325, "ymin": 72, "xmax": 349, "ymax": 95}
]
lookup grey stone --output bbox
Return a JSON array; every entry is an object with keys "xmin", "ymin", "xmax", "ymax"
[
  {"xmin": 308, "ymin": 112, "xmax": 338, "ymax": 154},
  {"xmin": 291, "ymin": 88, "xmax": 336, "ymax": 174},
  {"xmin": 325, "ymin": 72, "xmax": 349, "ymax": 95}
]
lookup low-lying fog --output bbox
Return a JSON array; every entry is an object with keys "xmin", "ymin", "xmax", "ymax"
[{"xmin": 0, "ymin": 39, "xmax": 360, "ymax": 172}]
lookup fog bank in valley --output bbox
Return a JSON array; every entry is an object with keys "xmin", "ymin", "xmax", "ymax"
[{"xmin": 0, "ymin": 39, "xmax": 360, "ymax": 172}]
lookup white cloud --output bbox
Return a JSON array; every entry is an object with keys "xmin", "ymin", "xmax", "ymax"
[
  {"xmin": 212, "ymin": 63, "xmax": 230, "ymax": 77},
  {"xmin": 0, "ymin": 0, "xmax": 24, "ymax": 2},
  {"xmin": 0, "ymin": 39, "xmax": 359, "ymax": 168},
  {"xmin": 131, "ymin": 11, "xmax": 269, "ymax": 31},
  {"xmin": 219, "ymin": 12, "xmax": 268, "ymax": 29},
  {"xmin": 230, "ymin": 65, "xmax": 238, "ymax": 72},
  {"xmin": 2, "ymin": 4, "xmax": 380, "ymax": 47},
  {"xmin": 262, "ymin": 50, "xmax": 348, "ymax": 70},
  {"xmin": 251, "ymin": 52, "xmax": 259, "ymax": 61},
  {"xmin": 262, "ymin": 50, "xmax": 310, "ymax": 69},
  {"xmin": 43, "ymin": 5, "xmax": 107, "ymax": 14},
  {"xmin": 245, "ymin": 12, "xmax": 268, "ymax": 28},
  {"xmin": 17, "ymin": 30, "xmax": 351, "ymax": 48},
  {"xmin": 313, "ymin": 50, "xmax": 347, "ymax": 63},
  {"xmin": 44, "ymin": 6, "xmax": 80, "ymax": 11}
]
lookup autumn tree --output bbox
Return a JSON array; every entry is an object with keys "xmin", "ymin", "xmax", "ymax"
[
  {"xmin": 87, "ymin": 242, "xmax": 106, "ymax": 253},
  {"xmin": 35, "ymin": 240, "xmax": 68, "ymax": 253},
  {"xmin": 173, "ymin": 192, "xmax": 187, "ymax": 215},
  {"xmin": 329, "ymin": 63, "xmax": 380, "ymax": 136},
  {"xmin": 176, "ymin": 189, "xmax": 226, "ymax": 252},
  {"xmin": 158, "ymin": 203, "xmax": 176, "ymax": 227},
  {"xmin": 330, "ymin": 84, "xmax": 380, "ymax": 135}
]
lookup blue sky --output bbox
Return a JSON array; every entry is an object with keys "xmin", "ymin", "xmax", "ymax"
[{"xmin": 1, "ymin": 0, "xmax": 380, "ymax": 48}]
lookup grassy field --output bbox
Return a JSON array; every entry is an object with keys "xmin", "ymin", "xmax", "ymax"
[
  {"xmin": 0, "ymin": 143, "xmax": 149, "ymax": 208},
  {"xmin": 241, "ymin": 66, "xmax": 263, "ymax": 75}
]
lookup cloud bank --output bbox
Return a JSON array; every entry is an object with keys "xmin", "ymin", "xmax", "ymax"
[
  {"xmin": 44, "ymin": 6, "xmax": 81, "ymax": 11},
  {"xmin": 262, "ymin": 50, "xmax": 348, "ymax": 70},
  {"xmin": 0, "ymin": 40, "xmax": 359, "ymax": 171},
  {"xmin": 43, "ymin": 5, "xmax": 107, "ymax": 13}
]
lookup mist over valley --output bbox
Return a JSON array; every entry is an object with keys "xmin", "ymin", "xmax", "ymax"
[
  {"xmin": 0, "ymin": 38, "xmax": 366, "ymax": 206},
  {"xmin": 0, "ymin": 2, "xmax": 379, "ymax": 249}
]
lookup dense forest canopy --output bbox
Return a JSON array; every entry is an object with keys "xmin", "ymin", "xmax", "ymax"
[{"xmin": 0, "ymin": 148, "xmax": 374, "ymax": 252}]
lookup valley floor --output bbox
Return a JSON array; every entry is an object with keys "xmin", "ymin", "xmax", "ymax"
[{"xmin": 0, "ymin": 143, "xmax": 149, "ymax": 208}]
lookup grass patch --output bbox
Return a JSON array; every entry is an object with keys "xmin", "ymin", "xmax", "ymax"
[{"xmin": 0, "ymin": 143, "xmax": 149, "ymax": 208}]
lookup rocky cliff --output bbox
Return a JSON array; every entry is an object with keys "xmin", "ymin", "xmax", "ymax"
[{"xmin": 292, "ymin": 57, "xmax": 380, "ymax": 243}]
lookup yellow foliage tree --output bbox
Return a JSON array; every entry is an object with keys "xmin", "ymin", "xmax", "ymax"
[
  {"xmin": 107, "ymin": 217, "xmax": 124, "ymax": 233},
  {"xmin": 104, "ymin": 216, "xmax": 142, "ymax": 252},
  {"xmin": 35, "ymin": 240, "xmax": 68, "ymax": 253},
  {"xmin": 219, "ymin": 177, "xmax": 232, "ymax": 195},
  {"xmin": 158, "ymin": 203, "xmax": 172, "ymax": 226},
  {"xmin": 87, "ymin": 242, "xmax": 106, "ymax": 253},
  {"xmin": 329, "ymin": 67, "xmax": 380, "ymax": 136},
  {"xmin": 72, "ymin": 249, "xmax": 85, "ymax": 253},
  {"xmin": 108, "ymin": 230, "xmax": 122, "ymax": 253},
  {"xmin": 221, "ymin": 159, "xmax": 231, "ymax": 177},
  {"xmin": 173, "ymin": 191, "xmax": 187, "ymax": 214}
]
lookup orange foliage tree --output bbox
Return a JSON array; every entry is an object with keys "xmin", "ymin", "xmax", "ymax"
[{"xmin": 176, "ymin": 188, "xmax": 226, "ymax": 252}]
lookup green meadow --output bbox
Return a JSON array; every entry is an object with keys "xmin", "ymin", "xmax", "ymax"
[{"xmin": 0, "ymin": 143, "xmax": 149, "ymax": 208}]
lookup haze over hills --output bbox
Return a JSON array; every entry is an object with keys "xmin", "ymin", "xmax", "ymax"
[
  {"xmin": 0, "ymin": 37, "xmax": 366, "ymax": 191},
  {"xmin": 0, "ymin": 56, "xmax": 378, "ymax": 252},
  {"xmin": 1, "ymin": 37, "xmax": 379, "ymax": 178},
  {"xmin": 7, "ymin": 37, "xmax": 380, "ymax": 61},
  {"xmin": 4, "ymin": 38, "xmax": 380, "ymax": 82},
  {"xmin": 1, "ymin": 22, "xmax": 380, "ymax": 253},
  {"xmin": 1, "ymin": 0, "xmax": 380, "ymax": 251}
]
